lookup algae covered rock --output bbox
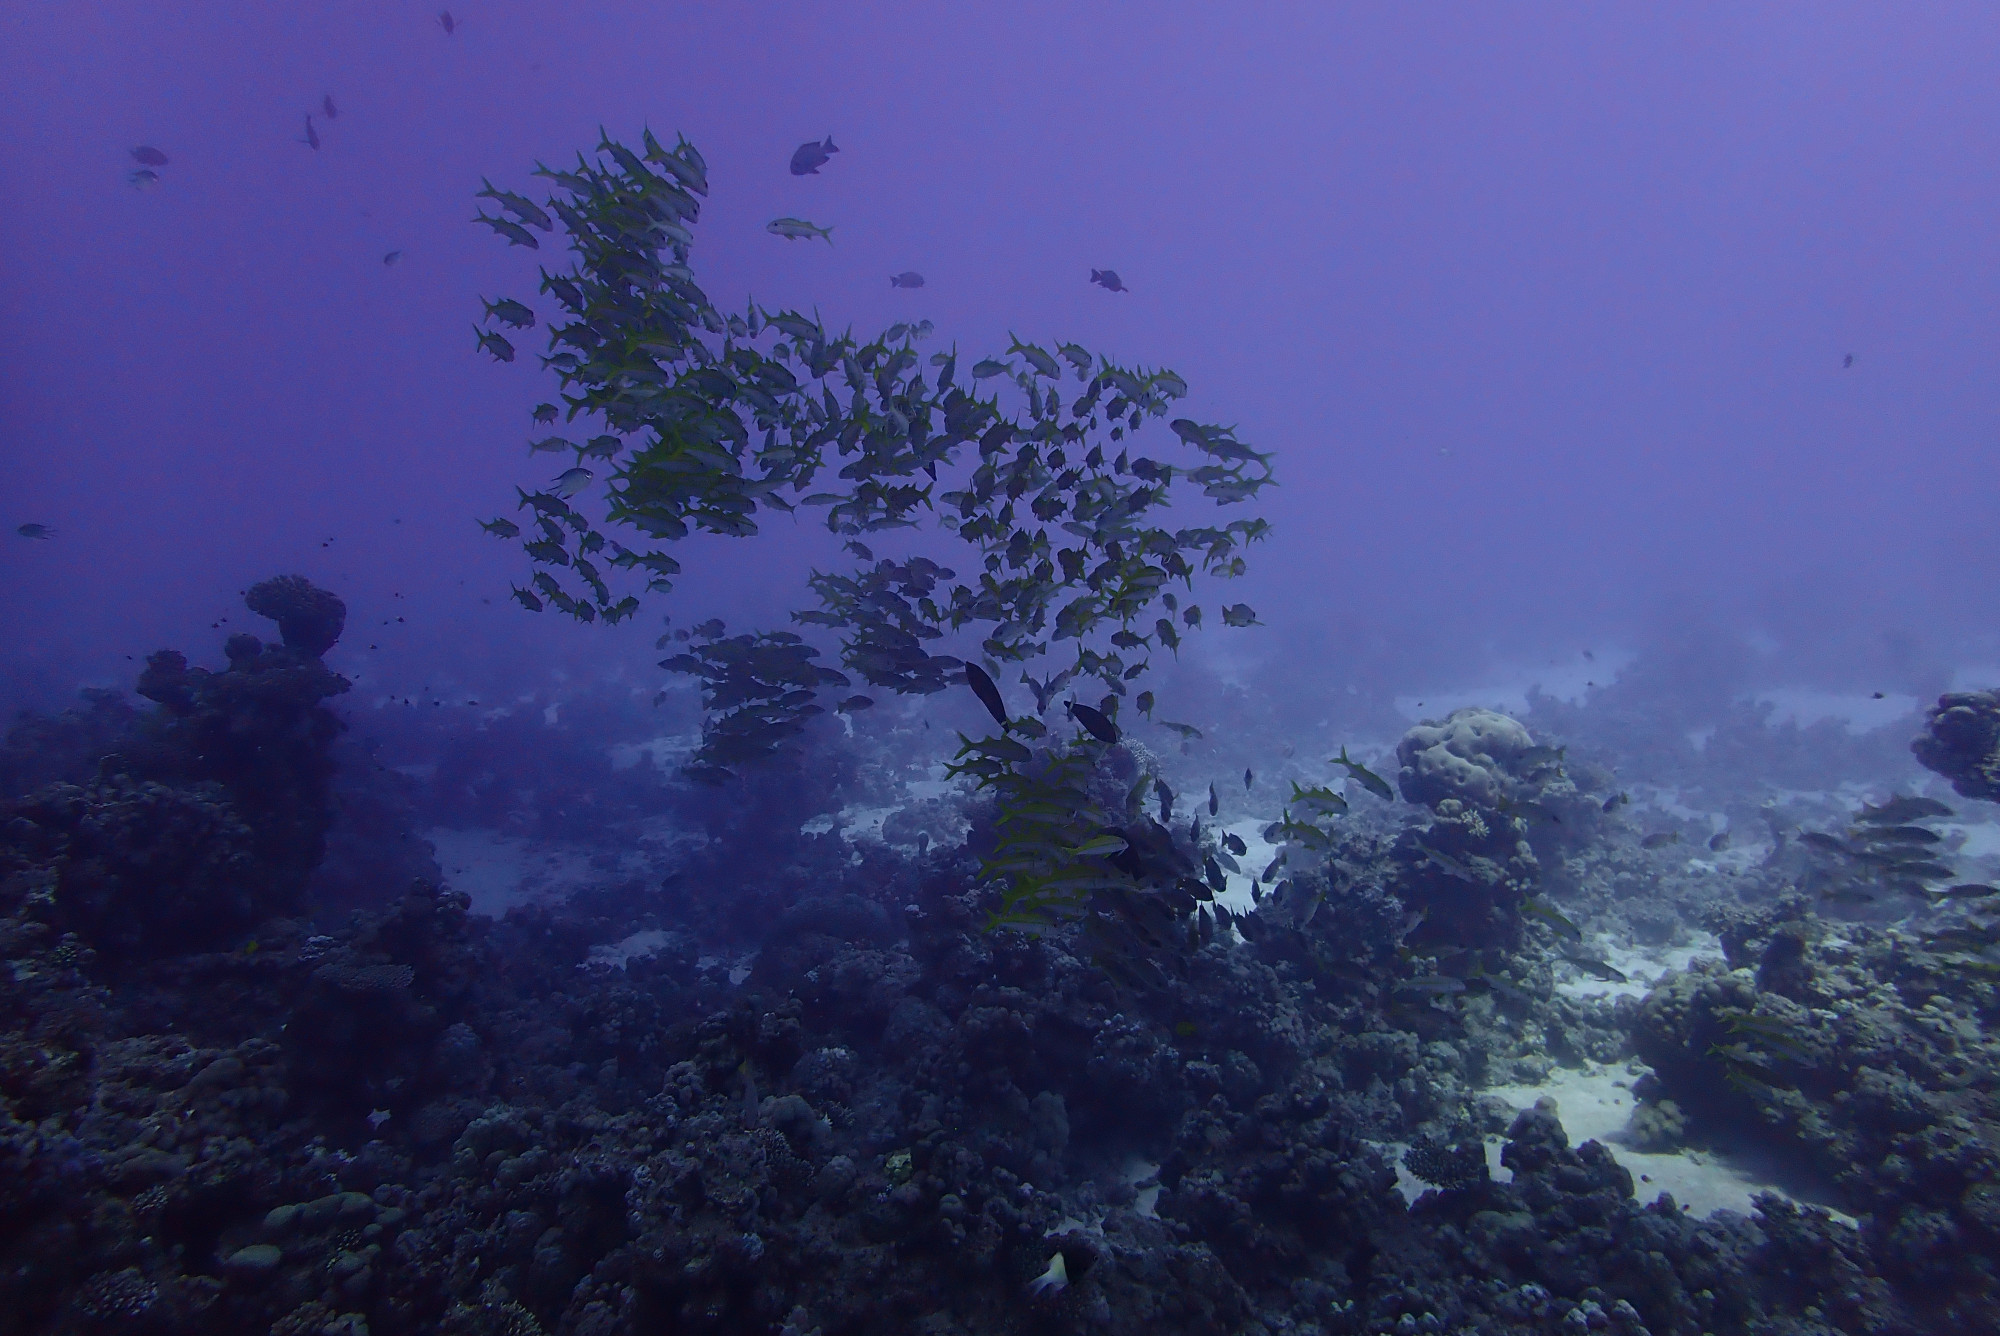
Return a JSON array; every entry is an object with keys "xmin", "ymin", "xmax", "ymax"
[
  {"xmin": 1913, "ymin": 689, "xmax": 2000, "ymax": 802},
  {"xmin": 1396, "ymin": 707, "xmax": 1542, "ymax": 810}
]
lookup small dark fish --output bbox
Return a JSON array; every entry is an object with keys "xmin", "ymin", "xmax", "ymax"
[
  {"xmin": 1895, "ymin": 861, "xmax": 1957, "ymax": 883},
  {"xmin": 1244, "ymin": 768, "xmax": 1254, "ymax": 791},
  {"xmin": 1089, "ymin": 268, "xmax": 1128, "ymax": 293},
  {"xmin": 532, "ymin": 403, "xmax": 558, "ymax": 424},
  {"xmin": 1872, "ymin": 691, "xmax": 1885, "ymax": 699},
  {"xmin": 1208, "ymin": 783, "xmax": 1218, "ymax": 817},
  {"xmin": 1819, "ymin": 886, "xmax": 1876, "ymax": 904},
  {"xmin": 16, "ymin": 523, "xmax": 56, "ymax": 540},
  {"xmin": 382, "ymin": 250, "xmax": 401, "ymax": 266},
  {"xmin": 1857, "ymin": 795, "xmax": 1953, "ymax": 824},
  {"xmin": 1154, "ymin": 778, "xmax": 1173, "ymax": 824},
  {"xmin": 302, "ymin": 114, "xmax": 320, "ymax": 150},
  {"xmin": 478, "ymin": 518, "xmax": 520, "ymax": 538},
  {"xmin": 964, "ymin": 663, "xmax": 1009, "ymax": 727},
  {"xmin": 1843, "ymin": 353, "xmax": 1853, "ymax": 368},
  {"xmin": 475, "ymin": 328, "xmax": 515, "ymax": 362},
  {"xmin": 438, "ymin": 9, "xmax": 455, "ymax": 34},
  {"xmin": 835, "ymin": 695, "xmax": 875, "ymax": 713},
  {"xmin": 127, "ymin": 168, "xmax": 159, "ymax": 189},
  {"xmin": 1640, "ymin": 831, "xmax": 1679, "ymax": 849},
  {"xmin": 1799, "ymin": 831, "xmax": 1850, "ymax": 855},
  {"xmin": 1601, "ymin": 792, "xmax": 1628, "ymax": 813},
  {"xmin": 131, "ymin": 145, "xmax": 169, "ymax": 167},
  {"xmin": 1222, "ymin": 832, "xmax": 1247, "ymax": 857},
  {"xmin": 1332, "ymin": 746, "xmax": 1394, "ymax": 802},
  {"xmin": 1067, "ymin": 701, "xmax": 1118, "ymax": 745},
  {"xmin": 1260, "ymin": 851, "xmax": 1287, "ymax": 883},
  {"xmin": 790, "ymin": 136, "xmax": 838, "ymax": 175},
  {"xmin": 1562, "ymin": 954, "xmax": 1629, "ymax": 984},
  {"xmin": 890, "ymin": 271, "xmax": 925, "ymax": 288},
  {"xmin": 322, "ymin": 94, "xmax": 339, "ymax": 119}
]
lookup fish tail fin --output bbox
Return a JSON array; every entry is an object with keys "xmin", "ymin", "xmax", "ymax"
[{"xmin": 826, "ymin": 136, "xmax": 838, "ymax": 151}]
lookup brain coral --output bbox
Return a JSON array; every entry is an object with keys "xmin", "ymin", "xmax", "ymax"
[{"xmin": 1395, "ymin": 707, "xmax": 1537, "ymax": 810}]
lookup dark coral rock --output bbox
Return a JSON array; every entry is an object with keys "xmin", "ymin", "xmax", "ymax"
[
  {"xmin": 245, "ymin": 574, "xmax": 347, "ymax": 657},
  {"xmin": 1913, "ymin": 689, "xmax": 2000, "ymax": 802}
]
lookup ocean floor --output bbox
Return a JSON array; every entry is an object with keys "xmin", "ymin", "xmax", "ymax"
[{"xmin": 1474, "ymin": 1064, "xmax": 1858, "ymax": 1225}]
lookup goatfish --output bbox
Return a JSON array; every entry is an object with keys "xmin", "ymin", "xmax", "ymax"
[{"xmin": 768, "ymin": 217, "xmax": 834, "ymax": 245}]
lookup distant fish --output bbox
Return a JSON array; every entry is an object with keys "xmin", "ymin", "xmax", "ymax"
[
  {"xmin": 1244, "ymin": 767, "xmax": 1254, "ymax": 791},
  {"xmin": 322, "ymin": 94, "xmax": 339, "ymax": 119},
  {"xmin": 1640, "ymin": 831, "xmax": 1679, "ymax": 849},
  {"xmin": 1332, "ymin": 746, "xmax": 1394, "ymax": 802},
  {"xmin": 789, "ymin": 135, "xmax": 838, "ymax": 175},
  {"xmin": 1396, "ymin": 975, "xmax": 1466, "ymax": 996},
  {"xmin": 16, "ymin": 523, "xmax": 56, "ymax": 540},
  {"xmin": 475, "ymin": 212, "xmax": 540, "ymax": 248},
  {"xmin": 482, "ymin": 297, "xmax": 536, "ymax": 329},
  {"xmin": 1089, "ymin": 268, "xmax": 1127, "ymax": 293},
  {"xmin": 1843, "ymin": 353, "xmax": 1853, "ymax": 368},
  {"xmin": 478, "ymin": 518, "xmax": 520, "ymax": 538},
  {"xmin": 127, "ymin": 168, "xmax": 159, "ymax": 189},
  {"xmin": 1207, "ymin": 783, "xmax": 1218, "ymax": 817},
  {"xmin": 551, "ymin": 466, "xmax": 592, "ymax": 497},
  {"xmin": 1799, "ymin": 831, "xmax": 1850, "ymax": 855},
  {"xmin": 890, "ymin": 271, "xmax": 925, "ymax": 288},
  {"xmin": 532, "ymin": 403, "xmax": 559, "ymax": 424},
  {"xmin": 474, "ymin": 328, "xmax": 515, "ymax": 362},
  {"xmin": 130, "ymin": 145, "xmax": 169, "ymax": 167},
  {"xmin": 382, "ymin": 250, "xmax": 401, "ymax": 266},
  {"xmin": 1707, "ymin": 831, "xmax": 1729, "ymax": 852},
  {"xmin": 767, "ymin": 216, "xmax": 834, "ymax": 245},
  {"xmin": 1601, "ymin": 791, "xmax": 1628, "ymax": 813},
  {"xmin": 301, "ymin": 114, "xmax": 320, "ymax": 150},
  {"xmin": 438, "ymin": 9, "xmax": 455, "ymax": 34}
]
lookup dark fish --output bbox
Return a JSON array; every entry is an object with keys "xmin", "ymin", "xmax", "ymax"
[
  {"xmin": 1857, "ymin": 795, "xmax": 1953, "ymax": 824},
  {"xmin": 1562, "ymin": 954, "xmax": 1629, "ymax": 984},
  {"xmin": 299, "ymin": 114, "xmax": 321, "ymax": 150},
  {"xmin": 1244, "ymin": 768, "xmax": 1254, "ymax": 791},
  {"xmin": 532, "ymin": 403, "xmax": 558, "ymax": 424},
  {"xmin": 1415, "ymin": 843, "xmax": 1474, "ymax": 881},
  {"xmin": 476, "ymin": 212, "xmax": 541, "ymax": 248},
  {"xmin": 1799, "ymin": 831, "xmax": 1850, "ymax": 855},
  {"xmin": 1222, "ymin": 832, "xmax": 1247, "ymax": 857},
  {"xmin": 16, "ymin": 523, "xmax": 56, "ymax": 539},
  {"xmin": 382, "ymin": 250, "xmax": 401, "ymax": 265},
  {"xmin": 964, "ymin": 663, "xmax": 1009, "ymax": 727},
  {"xmin": 1068, "ymin": 701, "xmax": 1118, "ymax": 744},
  {"xmin": 1708, "ymin": 831, "xmax": 1729, "ymax": 852},
  {"xmin": 478, "ymin": 518, "xmax": 520, "ymax": 538},
  {"xmin": 767, "ymin": 216, "xmax": 834, "ymax": 244},
  {"xmin": 127, "ymin": 168, "xmax": 159, "ymax": 189},
  {"xmin": 1332, "ymin": 746, "xmax": 1394, "ymax": 802},
  {"xmin": 322, "ymin": 94, "xmax": 339, "ymax": 119},
  {"xmin": 835, "ymin": 695, "xmax": 875, "ymax": 713},
  {"xmin": 511, "ymin": 586, "xmax": 542, "ymax": 611},
  {"xmin": 890, "ymin": 271, "xmax": 925, "ymax": 288},
  {"xmin": 790, "ymin": 136, "xmax": 838, "ymax": 175},
  {"xmin": 1208, "ymin": 783, "xmax": 1218, "ymax": 816},
  {"xmin": 1260, "ymin": 851, "xmax": 1287, "ymax": 883},
  {"xmin": 1640, "ymin": 831, "xmax": 1679, "ymax": 849},
  {"xmin": 475, "ymin": 328, "xmax": 515, "ymax": 362},
  {"xmin": 1155, "ymin": 779, "xmax": 1173, "ymax": 824},
  {"xmin": 1089, "ymin": 268, "xmax": 1128, "ymax": 293},
  {"xmin": 482, "ymin": 297, "xmax": 536, "ymax": 329},
  {"xmin": 1935, "ymin": 883, "xmax": 2000, "ymax": 900},
  {"xmin": 1895, "ymin": 861, "xmax": 1957, "ymax": 883},
  {"xmin": 1843, "ymin": 353, "xmax": 1853, "ymax": 368},
  {"xmin": 1857, "ymin": 825, "xmax": 1942, "ymax": 846},
  {"xmin": 130, "ymin": 145, "xmax": 169, "ymax": 167},
  {"xmin": 1396, "ymin": 975, "xmax": 1466, "ymax": 996},
  {"xmin": 438, "ymin": 9, "xmax": 455, "ymax": 34},
  {"xmin": 1602, "ymin": 792, "xmax": 1628, "ymax": 812}
]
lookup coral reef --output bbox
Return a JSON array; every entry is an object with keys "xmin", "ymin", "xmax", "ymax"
[{"xmin": 1913, "ymin": 689, "xmax": 2000, "ymax": 802}]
